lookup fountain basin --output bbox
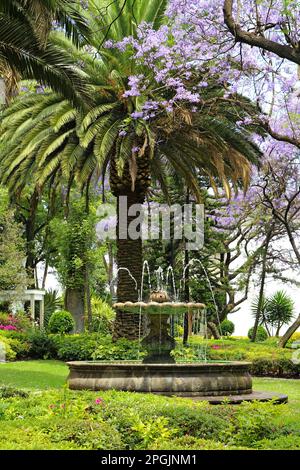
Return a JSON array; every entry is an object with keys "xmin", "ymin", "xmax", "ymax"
[{"xmin": 67, "ymin": 361, "xmax": 253, "ymax": 396}]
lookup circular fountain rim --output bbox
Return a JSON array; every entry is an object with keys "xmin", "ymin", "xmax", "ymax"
[
  {"xmin": 113, "ymin": 301, "xmax": 206, "ymax": 309},
  {"xmin": 67, "ymin": 360, "xmax": 252, "ymax": 368}
]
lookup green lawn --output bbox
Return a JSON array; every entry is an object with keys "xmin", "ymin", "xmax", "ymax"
[{"xmin": 0, "ymin": 360, "xmax": 68, "ymax": 389}]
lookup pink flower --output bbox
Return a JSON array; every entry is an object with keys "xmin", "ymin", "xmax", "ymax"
[
  {"xmin": 0, "ymin": 325, "xmax": 17, "ymax": 331},
  {"xmin": 212, "ymin": 345, "xmax": 221, "ymax": 350},
  {"xmin": 95, "ymin": 398, "xmax": 104, "ymax": 405}
]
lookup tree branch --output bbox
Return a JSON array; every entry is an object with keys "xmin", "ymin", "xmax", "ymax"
[{"xmin": 223, "ymin": 0, "xmax": 300, "ymax": 65}]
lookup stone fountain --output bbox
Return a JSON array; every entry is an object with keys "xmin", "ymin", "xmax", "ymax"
[{"xmin": 67, "ymin": 287, "xmax": 287, "ymax": 403}]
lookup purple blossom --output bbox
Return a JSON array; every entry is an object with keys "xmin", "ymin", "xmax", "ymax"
[{"xmin": 131, "ymin": 111, "xmax": 144, "ymax": 119}]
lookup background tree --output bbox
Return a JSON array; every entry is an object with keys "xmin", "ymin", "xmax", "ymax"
[
  {"xmin": 49, "ymin": 195, "xmax": 105, "ymax": 332},
  {"xmin": 0, "ymin": 188, "xmax": 27, "ymax": 298}
]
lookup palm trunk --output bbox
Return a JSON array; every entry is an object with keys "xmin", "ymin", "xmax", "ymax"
[
  {"xmin": 110, "ymin": 155, "xmax": 150, "ymax": 340},
  {"xmin": 113, "ymin": 191, "xmax": 144, "ymax": 340}
]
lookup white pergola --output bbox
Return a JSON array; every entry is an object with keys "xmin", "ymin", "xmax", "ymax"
[{"xmin": 0, "ymin": 289, "xmax": 46, "ymax": 329}]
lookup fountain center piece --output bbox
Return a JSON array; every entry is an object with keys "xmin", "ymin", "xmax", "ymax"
[
  {"xmin": 142, "ymin": 290, "xmax": 175, "ymax": 363},
  {"xmin": 113, "ymin": 290, "xmax": 205, "ymax": 364}
]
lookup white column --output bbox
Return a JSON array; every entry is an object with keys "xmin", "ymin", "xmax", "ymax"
[
  {"xmin": 30, "ymin": 296, "xmax": 35, "ymax": 325},
  {"xmin": 40, "ymin": 298, "xmax": 44, "ymax": 330}
]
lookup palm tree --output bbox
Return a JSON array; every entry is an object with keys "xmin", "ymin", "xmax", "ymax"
[
  {"xmin": 0, "ymin": 0, "xmax": 261, "ymax": 337},
  {"xmin": 0, "ymin": 0, "xmax": 90, "ymax": 104},
  {"xmin": 265, "ymin": 291, "xmax": 295, "ymax": 337}
]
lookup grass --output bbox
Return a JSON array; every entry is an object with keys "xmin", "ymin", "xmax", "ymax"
[{"xmin": 0, "ymin": 360, "xmax": 67, "ymax": 389}]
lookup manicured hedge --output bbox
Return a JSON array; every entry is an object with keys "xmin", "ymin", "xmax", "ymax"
[
  {"xmin": 1, "ymin": 330, "xmax": 299, "ymax": 378},
  {"xmin": 250, "ymin": 358, "xmax": 300, "ymax": 378}
]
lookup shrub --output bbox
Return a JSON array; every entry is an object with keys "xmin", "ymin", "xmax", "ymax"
[
  {"xmin": 149, "ymin": 436, "xmax": 247, "ymax": 450},
  {"xmin": 90, "ymin": 297, "xmax": 115, "ymax": 334},
  {"xmin": 42, "ymin": 419, "xmax": 123, "ymax": 450},
  {"xmin": 131, "ymin": 416, "xmax": 176, "ymax": 449},
  {"xmin": 48, "ymin": 310, "xmax": 75, "ymax": 335},
  {"xmin": 27, "ymin": 330, "xmax": 57, "ymax": 359},
  {"xmin": 0, "ymin": 313, "xmax": 11, "ymax": 326},
  {"xmin": 0, "ymin": 311, "xmax": 31, "ymax": 332},
  {"xmin": 290, "ymin": 332, "xmax": 300, "ymax": 342},
  {"xmin": 14, "ymin": 311, "xmax": 32, "ymax": 332},
  {"xmin": 0, "ymin": 331, "xmax": 30, "ymax": 359},
  {"xmin": 223, "ymin": 400, "xmax": 285, "ymax": 447},
  {"xmin": 219, "ymin": 319, "xmax": 235, "ymax": 336},
  {"xmin": 43, "ymin": 290, "xmax": 63, "ymax": 329},
  {"xmin": 92, "ymin": 337, "xmax": 143, "ymax": 361},
  {"xmin": 0, "ymin": 386, "xmax": 29, "ymax": 399},
  {"xmin": 0, "ymin": 422, "xmax": 80, "ymax": 450},
  {"xmin": 0, "ymin": 313, "xmax": 18, "ymax": 331},
  {"xmin": 0, "ymin": 336, "xmax": 16, "ymax": 361},
  {"xmin": 0, "ymin": 418, "xmax": 121, "ymax": 450},
  {"xmin": 53, "ymin": 334, "xmax": 143, "ymax": 362},
  {"xmin": 248, "ymin": 325, "xmax": 268, "ymax": 342},
  {"xmin": 250, "ymin": 358, "xmax": 300, "ymax": 378},
  {"xmin": 162, "ymin": 405, "xmax": 228, "ymax": 440},
  {"xmin": 254, "ymin": 435, "xmax": 300, "ymax": 450},
  {"xmin": 53, "ymin": 334, "xmax": 98, "ymax": 361},
  {"xmin": 8, "ymin": 337, "xmax": 29, "ymax": 359}
]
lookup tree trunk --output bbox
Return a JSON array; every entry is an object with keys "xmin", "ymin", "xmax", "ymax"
[
  {"xmin": 106, "ymin": 242, "xmax": 115, "ymax": 298},
  {"xmin": 42, "ymin": 260, "xmax": 48, "ymax": 289},
  {"xmin": 84, "ymin": 267, "xmax": 93, "ymax": 332},
  {"xmin": 25, "ymin": 189, "xmax": 39, "ymax": 288},
  {"xmin": 279, "ymin": 314, "xmax": 300, "ymax": 348},
  {"xmin": 113, "ymin": 190, "xmax": 145, "ymax": 340},
  {"xmin": 110, "ymin": 154, "xmax": 150, "ymax": 341},
  {"xmin": 207, "ymin": 321, "xmax": 221, "ymax": 339},
  {"xmin": 65, "ymin": 288, "xmax": 85, "ymax": 333},
  {"xmin": 183, "ymin": 189, "xmax": 190, "ymax": 345},
  {"xmin": 183, "ymin": 248, "xmax": 190, "ymax": 345},
  {"xmin": 251, "ymin": 229, "xmax": 272, "ymax": 342}
]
